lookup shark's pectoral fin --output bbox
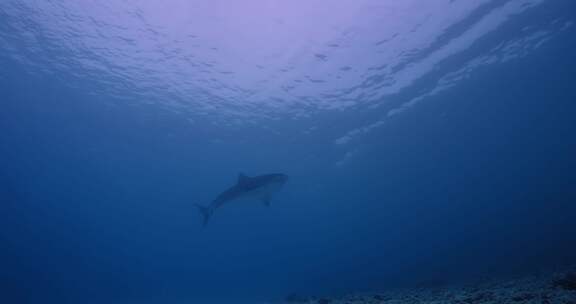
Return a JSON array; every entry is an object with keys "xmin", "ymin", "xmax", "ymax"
[{"xmin": 262, "ymin": 194, "xmax": 271, "ymax": 207}]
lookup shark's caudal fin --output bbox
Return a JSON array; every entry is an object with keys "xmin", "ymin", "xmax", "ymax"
[{"xmin": 195, "ymin": 204, "xmax": 212, "ymax": 227}]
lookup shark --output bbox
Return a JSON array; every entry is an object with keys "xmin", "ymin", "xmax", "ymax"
[{"xmin": 195, "ymin": 173, "xmax": 288, "ymax": 226}]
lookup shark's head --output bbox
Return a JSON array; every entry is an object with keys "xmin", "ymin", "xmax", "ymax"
[{"xmin": 269, "ymin": 173, "xmax": 289, "ymax": 185}]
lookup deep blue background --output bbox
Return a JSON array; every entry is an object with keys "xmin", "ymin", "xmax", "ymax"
[{"xmin": 1, "ymin": 2, "xmax": 576, "ymax": 303}]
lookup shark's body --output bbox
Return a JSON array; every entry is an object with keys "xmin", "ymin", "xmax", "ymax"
[{"xmin": 195, "ymin": 173, "xmax": 288, "ymax": 226}]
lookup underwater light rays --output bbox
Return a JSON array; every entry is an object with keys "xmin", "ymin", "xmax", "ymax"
[{"xmin": 0, "ymin": 0, "xmax": 553, "ymax": 126}]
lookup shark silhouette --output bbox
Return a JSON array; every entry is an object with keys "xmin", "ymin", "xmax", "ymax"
[{"xmin": 195, "ymin": 173, "xmax": 288, "ymax": 226}]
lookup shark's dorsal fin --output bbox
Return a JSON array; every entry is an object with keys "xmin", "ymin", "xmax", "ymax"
[{"xmin": 237, "ymin": 173, "xmax": 250, "ymax": 185}]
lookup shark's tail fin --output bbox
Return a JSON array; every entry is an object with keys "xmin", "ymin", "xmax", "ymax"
[{"xmin": 195, "ymin": 204, "xmax": 212, "ymax": 227}]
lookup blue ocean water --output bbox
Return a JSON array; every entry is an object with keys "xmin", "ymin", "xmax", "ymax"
[{"xmin": 1, "ymin": 1, "xmax": 576, "ymax": 303}]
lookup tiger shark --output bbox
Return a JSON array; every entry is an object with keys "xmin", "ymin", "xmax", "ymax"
[{"xmin": 195, "ymin": 173, "xmax": 288, "ymax": 226}]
